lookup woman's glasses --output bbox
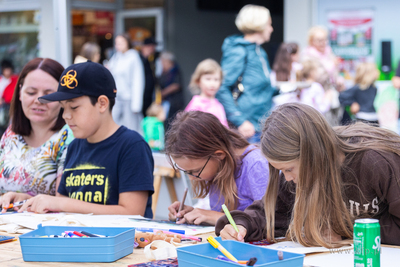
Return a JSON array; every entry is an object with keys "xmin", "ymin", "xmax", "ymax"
[{"xmin": 173, "ymin": 156, "xmax": 211, "ymax": 179}]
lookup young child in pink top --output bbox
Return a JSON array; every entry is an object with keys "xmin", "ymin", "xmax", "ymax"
[
  {"xmin": 185, "ymin": 59, "xmax": 228, "ymax": 127},
  {"xmin": 297, "ymin": 59, "xmax": 331, "ymax": 114}
]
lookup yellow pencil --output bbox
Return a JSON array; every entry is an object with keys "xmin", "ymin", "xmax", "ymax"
[{"xmin": 207, "ymin": 236, "xmax": 238, "ymax": 262}]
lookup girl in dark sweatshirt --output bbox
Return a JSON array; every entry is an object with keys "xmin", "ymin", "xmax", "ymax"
[{"xmin": 216, "ymin": 103, "xmax": 400, "ymax": 248}]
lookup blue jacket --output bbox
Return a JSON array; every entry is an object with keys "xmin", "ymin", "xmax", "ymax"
[{"xmin": 216, "ymin": 35, "xmax": 276, "ymax": 132}]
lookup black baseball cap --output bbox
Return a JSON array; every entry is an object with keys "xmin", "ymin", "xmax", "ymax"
[
  {"xmin": 39, "ymin": 61, "xmax": 117, "ymax": 103},
  {"xmin": 143, "ymin": 37, "xmax": 157, "ymax": 45}
]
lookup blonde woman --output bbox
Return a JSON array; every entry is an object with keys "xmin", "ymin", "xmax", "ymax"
[
  {"xmin": 217, "ymin": 103, "xmax": 400, "ymax": 247},
  {"xmin": 339, "ymin": 62, "xmax": 380, "ymax": 124},
  {"xmin": 185, "ymin": 59, "xmax": 228, "ymax": 127},
  {"xmin": 216, "ymin": 4, "xmax": 275, "ymax": 143},
  {"xmin": 303, "ymin": 26, "xmax": 343, "ymax": 90}
]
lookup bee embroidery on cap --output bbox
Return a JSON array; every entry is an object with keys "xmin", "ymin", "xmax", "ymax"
[{"xmin": 61, "ymin": 70, "xmax": 78, "ymax": 89}]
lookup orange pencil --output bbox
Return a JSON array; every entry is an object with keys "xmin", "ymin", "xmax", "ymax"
[{"xmin": 3, "ymin": 200, "xmax": 27, "ymax": 210}]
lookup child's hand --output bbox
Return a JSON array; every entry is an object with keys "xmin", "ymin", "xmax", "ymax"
[
  {"xmin": 350, "ymin": 102, "xmax": 360, "ymax": 114},
  {"xmin": 178, "ymin": 209, "xmax": 223, "ymax": 225},
  {"xmin": 238, "ymin": 121, "xmax": 255, "ymax": 139},
  {"xmin": 220, "ymin": 224, "xmax": 247, "ymax": 242},
  {"xmin": 1, "ymin": 192, "xmax": 31, "ymax": 213},
  {"xmin": 168, "ymin": 201, "xmax": 194, "ymax": 222},
  {"xmin": 18, "ymin": 194, "xmax": 62, "ymax": 214}
]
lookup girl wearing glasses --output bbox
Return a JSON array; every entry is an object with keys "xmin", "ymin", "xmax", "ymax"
[{"xmin": 166, "ymin": 111, "xmax": 270, "ymax": 225}]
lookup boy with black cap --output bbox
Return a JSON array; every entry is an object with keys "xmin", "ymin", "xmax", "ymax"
[{"xmin": 19, "ymin": 61, "xmax": 154, "ymax": 218}]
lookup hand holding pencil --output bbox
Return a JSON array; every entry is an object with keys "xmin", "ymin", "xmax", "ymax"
[
  {"xmin": 1, "ymin": 192, "xmax": 31, "ymax": 213},
  {"xmin": 176, "ymin": 188, "xmax": 188, "ymax": 222},
  {"xmin": 219, "ymin": 204, "xmax": 247, "ymax": 242},
  {"xmin": 168, "ymin": 188, "xmax": 194, "ymax": 222},
  {"xmin": 220, "ymin": 224, "xmax": 247, "ymax": 242}
]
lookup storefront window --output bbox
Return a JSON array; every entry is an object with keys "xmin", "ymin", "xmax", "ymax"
[
  {"xmin": 0, "ymin": 11, "xmax": 39, "ymax": 73},
  {"xmin": 124, "ymin": 17, "xmax": 156, "ymax": 46},
  {"xmin": 72, "ymin": 10, "xmax": 114, "ymax": 64},
  {"xmin": 124, "ymin": 0, "xmax": 163, "ymax": 9}
]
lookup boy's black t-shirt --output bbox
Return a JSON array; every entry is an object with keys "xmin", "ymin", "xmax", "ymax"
[{"xmin": 58, "ymin": 126, "xmax": 154, "ymax": 218}]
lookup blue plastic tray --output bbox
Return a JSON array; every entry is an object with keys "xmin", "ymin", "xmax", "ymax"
[
  {"xmin": 177, "ymin": 238, "xmax": 304, "ymax": 266},
  {"xmin": 19, "ymin": 224, "xmax": 135, "ymax": 262}
]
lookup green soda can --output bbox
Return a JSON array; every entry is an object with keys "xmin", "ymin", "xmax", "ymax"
[{"xmin": 353, "ymin": 218, "xmax": 381, "ymax": 267}]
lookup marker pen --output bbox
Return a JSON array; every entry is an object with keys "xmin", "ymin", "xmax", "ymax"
[
  {"xmin": 161, "ymin": 231, "xmax": 202, "ymax": 242},
  {"xmin": 246, "ymin": 257, "xmax": 258, "ymax": 266},
  {"xmin": 135, "ymin": 227, "xmax": 185, "ymax": 235},
  {"xmin": 80, "ymin": 231, "xmax": 105, "ymax": 237},
  {"xmin": 65, "ymin": 232, "xmax": 78, "ymax": 238},
  {"xmin": 73, "ymin": 231, "xmax": 88, "ymax": 237},
  {"xmin": 278, "ymin": 250, "xmax": 284, "ymax": 260},
  {"xmin": 216, "ymin": 255, "xmax": 236, "ymax": 263}
]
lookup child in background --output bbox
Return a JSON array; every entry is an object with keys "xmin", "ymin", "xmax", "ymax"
[
  {"xmin": 0, "ymin": 59, "xmax": 18, "ymax": 105},
  {"xmin": 217, "ymin": 103, "xmax": 400, "ymax": 247},
  {"xmin": 18, "ymin": 62, "xmax": 154, "ymax": 218},
  {"xmin": 297, "ymin": 60, "xmax": 331, "ymax": 114},
  {"xmin": 185, "ymin": 59, "xmax": 228, "ymax": 127},
  {"xmin": 166, "ymin": 111, "xmax": 269, "ymax": 225},
  {"xmin": 141, "ymin": 103, "xmax": 165, "ymax": 151},
  {"xmin": 271, "ymin": 43, "xmax": 302, "ymax": 106},
  {"xmin": 339, "ymin": 62, "xmax": 379, "ymax": 124},
  {"xmin": 0, "ymin": 59, "xmax": 18, "ymax": 134},
  {"xmin": 271, "ymin": 42, "xmax": 302, "ymax": 86}
]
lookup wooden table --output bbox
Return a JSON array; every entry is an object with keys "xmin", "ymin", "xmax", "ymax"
[
  {"xmin": 1, "ymin": 233, "xmax": 398, "ymax": 266},
  {"xmin": 0, "ymin": 233, "xmax": 213, "ymax": 266}
]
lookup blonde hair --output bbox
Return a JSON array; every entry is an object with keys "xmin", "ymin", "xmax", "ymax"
[
  {"xmin": 354, "ymin": 62, "xmax": 380, "ymax": 90},
  {"xmin": 261, "ymin": 103, "xmax": 400, "ymax": 248},
  {"xmin": 189, "ymin": 59, "xmax": 222, "ymax": 94},
  {"xmin": 235, "ymin": 4, "xmax": 271, "ymax": 34},
  {"xmin": 308, "ymin": 26, "xmax": 328, "ymax": 46},
  {"xmin": 298, "ymin": 59, "xmax": 320, "ymax": 80},
  {"xmin": 146, "ymin": 103, "xmax": 164, "ymax": 117},
  {"xmin": 315, "ymin": 66, "xmax": 332, "ymax": 91}
]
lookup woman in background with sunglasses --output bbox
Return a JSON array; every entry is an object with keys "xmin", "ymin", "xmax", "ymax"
[{"xmin": 165, "ymin": 111, "xmax": 270, "ymax": 225}]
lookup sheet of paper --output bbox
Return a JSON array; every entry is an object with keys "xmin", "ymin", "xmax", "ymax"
[
  {"xmin": 126, "ymin": 218, "xmax": 215, "ymax": 235},
  {"xmin": 267, "ymin": 241, "xmax": 352, "ymax": 254},
  {"xmin": 0, "ymin": 213, "xmax": 215, "ymax": 236},
  {"xmin": 304, "ymin": 247, "xmax": 399, "ymax": 267}
]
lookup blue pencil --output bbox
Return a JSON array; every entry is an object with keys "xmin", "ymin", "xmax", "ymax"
[{"xmin": 135, "ymin": 227, "xmax": 185, "ymax": 235}]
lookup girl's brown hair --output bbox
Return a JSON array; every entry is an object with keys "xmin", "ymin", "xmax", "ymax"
[
  {"xmin": 273, "ymin": 43, "xmax": 298, "ymax": 82},
  {"xmin": 165, "ymin": 111, "xmax": 249, "ymax": 210},
  {"xmin": 117, "ymin": 33, "xmax": 133, "ymax": 49},
  {"xmin": 10, "ymin": 58, "xmax": 65, "ymax": 136},
  {"xmin": 261, "ymin": 103, "xmax": 400, "ymax": 248},
  {"xmin": 189, "ymin": 59, "xmax": 222, "ymax": 94}
]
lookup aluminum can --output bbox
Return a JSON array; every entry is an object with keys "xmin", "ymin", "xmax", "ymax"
[{"xmin": 353, "ymin": 218, "xmax": 380, "ymax": 267}]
